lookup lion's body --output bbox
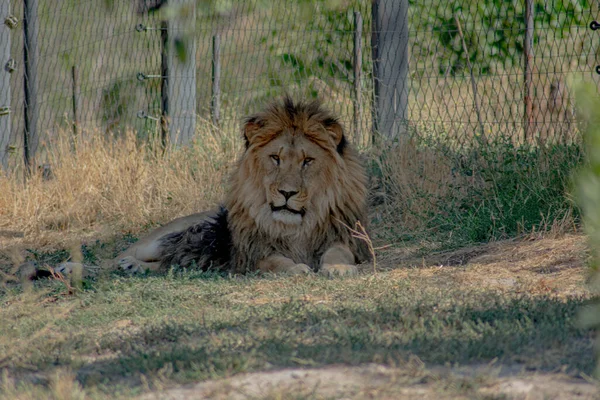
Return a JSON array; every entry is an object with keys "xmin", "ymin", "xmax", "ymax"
[
  {"xmin": 116, "ymin": 97, "xmax": 370, "ymax": 276},
  {"xmin": 117, "ymin": 212, "xmax": 213, "ymax": 273}
]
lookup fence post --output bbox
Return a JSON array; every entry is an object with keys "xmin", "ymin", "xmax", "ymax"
[
  {"xmin": 160, "ymin": 20, "xmax": 168, "ymax": 148},
  {"xmin": 371, "ymin": 0, "xmax": 409, "ymax": 142},
  {"xmin": 167, "ymin": 0, "xmax": 196, "ymax": 145},
  {"xmin": 0, "ymin": 1, "xmax": 12, "ymax": 171},
  {"xmin": 211, "ymin": 34, "xmax": 220, "ymax": 127},
  {"xmin": 71, "ymin": 66, "xmax": 80, "ymax": 139},
  {"xmin": 524, "ymin": 0, "xmax": 534, "ymax": 142},
  {"xmin": 23, "ymin": 0, "xmax": 39, "ymax": 172},
  {"xmin": 353, "ymin": 11, "xmax": 363, "ymax": 145}
]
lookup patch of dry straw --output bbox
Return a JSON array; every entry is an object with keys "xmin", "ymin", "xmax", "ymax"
[{"xmin": 0, "ymin": 126, "xmax": 239, "ymax": 245}]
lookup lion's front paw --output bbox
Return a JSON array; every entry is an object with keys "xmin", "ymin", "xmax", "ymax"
[
  {"xmin": 319, "ymin": 263, "xmax": 358, "ymax": 278},
  {"xmin": 285, "ymin": 263, "xmax": 313, "ymax": 275},
  {"xmin": 118, "ymin": 256, "xmax": 142, "ymax": 275}
]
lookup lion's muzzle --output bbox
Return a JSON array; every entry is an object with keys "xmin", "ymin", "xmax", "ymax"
[{"xmin": 270, "ymin": 203, "xmax": 305, "ymax": 225}]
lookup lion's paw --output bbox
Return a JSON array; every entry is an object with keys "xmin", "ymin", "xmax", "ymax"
[
  {"xmin": 319, "ymin": 263, "xmax": 358, "ymax": 278},
  {"xmin": 286, "ymin": 263, "xmax": 313, "ymax": 275},
  {"xmin": 118, "ymin": 256, "xmax": 142, "ymax": 275}
]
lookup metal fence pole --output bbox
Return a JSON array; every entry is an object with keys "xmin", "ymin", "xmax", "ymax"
[
  {"xmin": 71, "ymin": 66, "xmax": 80, "ymax": 138},
  {"xmin": 160, "ymin": 20, "xmax": 169, "ymax": 148},
  {"xmin": 524, "ymin": 0, "xmax": 535, "ymax": 142},
  {"xmin": 353, "ymin": 11, "xmax": 363, "ymax": 145},
  {"xmin": 23, "ymin": 0, "xmax": 39, "ymax": 171},
  {"xmin": 370, "ymin": 0, "xmax": 380, "ymax": 141},
  {"xmin": 167, "ymin": 0, "xmax": 196, "ymax": 145},
  {"xmin": 371, "ymin": 0, "xmax": 409, "ymax": 141},
  {"xmin": 0, "ymin": 1, "xmax": 12, "ymax": 171},
  {"xmin": 211, "ymin": 34, "xmax": 220, "ymax": 127}
]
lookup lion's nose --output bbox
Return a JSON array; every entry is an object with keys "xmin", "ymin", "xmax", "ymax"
[{"xmin": 279, "ymin": 189, "xmax": 298, "ymax": 200}]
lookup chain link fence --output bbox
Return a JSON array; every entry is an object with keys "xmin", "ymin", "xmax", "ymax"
[{"xmin": 1, "ymin": 0, "xmax": 598, "ymax": 170}]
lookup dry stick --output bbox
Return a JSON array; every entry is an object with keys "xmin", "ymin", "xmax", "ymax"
[
  {"xmin": 46, "ymin": 266, "xmax": 76, "ymax": 294},
  {"xmin": 454, "ymin": 15, "xmax": 485, "ymax": 143},
  {"xmin": 336, "ymin": 219, "xmax": 377, "ymax": 274}
]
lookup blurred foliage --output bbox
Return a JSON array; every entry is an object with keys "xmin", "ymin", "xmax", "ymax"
[
  {"xmin": 410, "ymin": 0, "xmax": 590, "ymax": 75},
  {"xmin": 263, "ymin": 1, "xmax": 370, "ymax": 97},
  {"xmin": 574, "ymin": 81, "xmax": 600, "ymax": 377}
]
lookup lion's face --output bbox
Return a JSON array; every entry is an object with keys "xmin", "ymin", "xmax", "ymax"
[
  {"xmin": 226, "ymin": 98, "xmax": 353, "ymax": 237},
  {"xmin": 260, "ymin": 133, "xmax": 330, "ymax": 226}
]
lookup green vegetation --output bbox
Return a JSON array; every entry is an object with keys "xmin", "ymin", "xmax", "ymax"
[
  {"xmin": 410, "ymin": 0, "xmax": 591, "ymax": 75},
  {"xmin": 373, "ymin": 135, "xmax": 581, "ymax": 249}
]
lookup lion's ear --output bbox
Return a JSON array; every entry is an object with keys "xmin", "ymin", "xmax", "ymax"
[
  {"xmin": 243, "ymin": 117, "xmax": 263, "ymax": 148},
  {"xmin": 323, "ymin": 118, "xmax": 347, "ymax": 154}
]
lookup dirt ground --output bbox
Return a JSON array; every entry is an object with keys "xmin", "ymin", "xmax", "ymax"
[
  {"xmin": 139, "ymin": 364, "xmax": 598, "ymax": 400},
  {"xmin": 378, "ymin": 233, "xmax": 590, "ymax": 298}
]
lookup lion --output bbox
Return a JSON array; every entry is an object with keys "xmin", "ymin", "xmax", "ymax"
[{"xmin": 116, "ymin": 97, "xmax": 370, "ymax": 277}]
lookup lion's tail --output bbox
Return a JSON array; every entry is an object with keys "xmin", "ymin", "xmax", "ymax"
[{"xmin": 158, "ymin": 206, "xmax": 232, "ymax": 271}]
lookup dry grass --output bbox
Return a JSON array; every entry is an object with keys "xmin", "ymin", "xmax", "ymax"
[
  {"xmin": 0, "ymin": 122, "xmax": 239, "ymax": 250},
  {"xmin": 0, "ymin": 118, "xmax": 580, "ymax": 268},
  {"xmin": 1, "ymin": 369, "xmax": 87, "ymax": 400},
  {"xmin": 373, "ymin": 139, "xmax": 469, "ymax": 232}
]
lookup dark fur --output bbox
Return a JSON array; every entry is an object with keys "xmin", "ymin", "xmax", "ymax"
[{"xmin": 158, "ymin": 206, "xmax": 232, "ymax": 270}]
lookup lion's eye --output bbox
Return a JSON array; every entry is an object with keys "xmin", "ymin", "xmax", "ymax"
[
  {"xmin": 303, "ymin": 157, "xmax": 314, "ymax": 167},
  {"xmin": 270, "ymin": 155, "xmax": 280, "ymax": 165}
]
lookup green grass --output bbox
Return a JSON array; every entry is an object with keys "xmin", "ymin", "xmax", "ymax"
[
  {"xmin": 453, "ymin": 141, "xmax": 581, "ymax": 243},
  {"xmin": 0, "ymin": 265, "xmax": 593, "ymax": 398},
  {"xmin": 373, "ymin": 137, "xmax": 582, "ymax": 250}
]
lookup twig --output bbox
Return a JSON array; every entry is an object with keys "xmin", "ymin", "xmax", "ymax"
[
  {"xmin": 44, "ymin": 265, "xmax": 77, "ymax": 295},
  {"xmin": 336, "ymin": 219, "xmax": 377, "ymax": 274}
]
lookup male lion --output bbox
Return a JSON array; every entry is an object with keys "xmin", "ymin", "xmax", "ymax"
[{"xmin": 117, "ymin": 97, "xmax": 370, "ymax": 276}]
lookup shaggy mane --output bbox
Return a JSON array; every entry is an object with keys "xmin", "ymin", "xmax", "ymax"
[{"xmin": 243, "ymin": 97, "xmax": 347, "ymax": 154}]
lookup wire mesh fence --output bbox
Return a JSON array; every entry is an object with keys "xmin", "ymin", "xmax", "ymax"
[{"xmin": 1, "ymin": 0, "xmax": 599, "ymax": 170}]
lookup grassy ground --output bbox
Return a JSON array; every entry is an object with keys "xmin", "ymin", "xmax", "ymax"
[{"xmin": 0, "ymin": 232, "xmax": 596, "ymax": 399}]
